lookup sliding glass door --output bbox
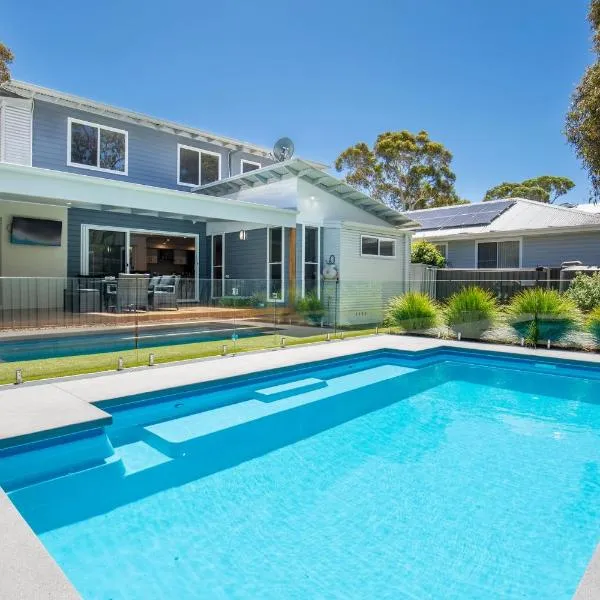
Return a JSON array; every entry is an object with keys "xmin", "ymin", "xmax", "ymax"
[
  {"xmin": 81, "ymin": 225, "xmax": 200, "ymax": 301},
  {"xmin": 88, "ymin": 230, "xmax": 127, "ymax": 276}
]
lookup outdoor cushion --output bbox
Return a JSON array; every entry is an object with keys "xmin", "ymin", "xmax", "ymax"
[{"xmin": 149, "ymin": 276, "xmax": 161, "ymax": 290}]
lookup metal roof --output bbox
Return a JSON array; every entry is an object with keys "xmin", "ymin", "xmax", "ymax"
[
  {"xmin": 194, "ymin": 159, "xmax": 420, "ymax": 230},
  {"xmin": 411, "ymin": 198, "xmax": 600, "ymax": 240},
  {"xmin": 1, "ymin": 81, "xmax": 324, "ymax": 167}
]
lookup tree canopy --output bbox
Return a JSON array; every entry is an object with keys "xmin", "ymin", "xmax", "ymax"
[
  {"xmin": 566, "ymin": 0, "xmax": 600, "ymax": 200},
  {"xmin": 483, "ymin": 176, "xmax": 575, "ymax": 203},
  {"xmin": 334, "ymin": 130, "xmax": 467, "ymax": 211},
  {"xmin": 0, "ymin": 42, "xmax": 13, "ymax": 84}
]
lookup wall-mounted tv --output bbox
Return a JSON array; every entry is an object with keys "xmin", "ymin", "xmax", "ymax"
[{"xmin": 10, "ymin": 217, "xmax": 63, "ymax": 247}]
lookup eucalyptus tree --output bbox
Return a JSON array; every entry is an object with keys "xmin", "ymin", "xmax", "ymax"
[{"xmin": 335, "ymin": 130, "xmax": 466, "ymax": 211}]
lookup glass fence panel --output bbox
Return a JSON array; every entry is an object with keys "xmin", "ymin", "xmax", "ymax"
[{"xmin": 0, "ymin": 276, "xmax": 597, "ymax": 383}]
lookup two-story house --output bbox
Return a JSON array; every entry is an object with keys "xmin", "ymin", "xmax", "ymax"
[{"xmin": 0, "ymin": 81, "xmax": 417, "ymax": 324}]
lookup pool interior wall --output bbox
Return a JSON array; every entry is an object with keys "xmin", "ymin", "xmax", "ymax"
[{"xmin": 2, "ymin": 346, "xmax": 600, "ymax": 598}]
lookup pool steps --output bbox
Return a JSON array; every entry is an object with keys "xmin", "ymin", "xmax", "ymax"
[
  {"xmin": 142, "ymin": 365, "xmax": 415, "ymax": 458},
  {"xmin": 254, "ymin": 377, "xmax": 328, "ymax": 401},
  {"xmin": 3, "ymin": 363, "xmax": 421, "ymax": 491},
  {"xmin": 0, "ymin": 431, "xmax": 118, "ymax": 491}
]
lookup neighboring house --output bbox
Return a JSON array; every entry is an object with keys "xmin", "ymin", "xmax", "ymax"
[
  {"xmin": 407, "ymin": 199, "xmax": 600, "ymax": 269},
  {"xmin": 0, "ymin": 81, "xmax": 417, "ymax": 324}
]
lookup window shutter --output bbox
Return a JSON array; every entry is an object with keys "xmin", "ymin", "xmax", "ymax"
[{"xmin": 0, "ymin": 99, "xmax": 33, "ymax": 166}]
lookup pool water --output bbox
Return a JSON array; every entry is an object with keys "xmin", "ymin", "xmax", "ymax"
[
  {"xmin": 0, "ymin": 322, "xmax": 267, "ymax": 362},
  {"xmin": 7, "ymin": 353, "xmax": 600, "ymax": 599}
]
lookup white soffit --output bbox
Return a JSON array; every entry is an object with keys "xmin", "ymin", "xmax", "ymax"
[{"xmin": 194, "ymin": 159, "xmax": 419, "ymax": 230}]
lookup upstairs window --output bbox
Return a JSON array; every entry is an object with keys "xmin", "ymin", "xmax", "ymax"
[
  {"xmin": 241, "ymin": 159, "xmax": 261, "ymax": 174},
  {"xmin": 361, "ymin": 235, "xmax": 396, "ymax": 258},
  {"xmin": 68, "ymin": 118, "xmax": 127, "ymax": 174},
  {"xmin": 178, "ymin": 144, "xmax": 221, "ymax": 186},
  {"xmin": 477, "ymin": 240, "xmax": 520, "ymax": 268}
]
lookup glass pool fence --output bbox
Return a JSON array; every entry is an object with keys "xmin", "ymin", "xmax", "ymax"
[{"xmin": 0, "ymin": 275, "xmax": 596, "ymax": 384}]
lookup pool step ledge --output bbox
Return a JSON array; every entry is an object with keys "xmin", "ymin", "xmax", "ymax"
[{"xmin": 141, "ymin": 364, "xmax": 424, "ymax": 460}]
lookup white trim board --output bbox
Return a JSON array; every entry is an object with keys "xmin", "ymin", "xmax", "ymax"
[{"xmin": 240, "ymin": 159, "xmax": 262, "ymax": 174}]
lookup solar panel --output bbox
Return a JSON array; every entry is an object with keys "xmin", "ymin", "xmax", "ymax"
[{"xmin": 408, "ymin": 200, "xmax": 514, "ymax": 231}]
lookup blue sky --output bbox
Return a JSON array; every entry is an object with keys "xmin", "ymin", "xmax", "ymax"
[{"xmin": 2, "ymin": 0, "xmax": 593, "ymax": 203}]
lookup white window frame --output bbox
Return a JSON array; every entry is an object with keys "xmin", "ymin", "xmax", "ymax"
[
  {"xmin": 267, "ymin": 226, "xmax": 285, "ymax": 303},
  {"xmin": 67, "ymin": 117, "xmax": 128, "ymax": 175},
  {"xmin": 177, "ymin": 143, "xmax": 222, "ymax": 187},
  {"xmin": 360, "ymin": 235, "xmax": 396, "ymax": 259},
  {"xmin": 301, "ymin": 223, "xmax": 321, "ymax": 298},
  {"xmin": 80, "ymin": 224, "xmax": 200, "ymax": 301},
  {"xmin": 210, "ymin": 233, "xmax": 226, "ymax": 299},
  {"xmin": 240, "ymin": 159, "xmax": 262, "ymax": 174},
  {"xmin": 475, "ymin": 238, "xmax": 522, "ymax": 269},
  {"xmin": 433, "ymin": 242, "xmax": 448, "ymax": 260}
]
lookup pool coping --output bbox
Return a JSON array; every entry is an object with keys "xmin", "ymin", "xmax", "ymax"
[{"xmin": 1, "ymin": 334, "xmax": 599, "ymax": 599}]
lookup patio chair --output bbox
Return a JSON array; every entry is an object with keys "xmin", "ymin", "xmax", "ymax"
[
  {"xmin": 150, "ymin": 275, "xmax": 180, "ymax": 311},
  {"xmin": 106, "ymin": 274, "xmax": 150, "ymax": 312}
]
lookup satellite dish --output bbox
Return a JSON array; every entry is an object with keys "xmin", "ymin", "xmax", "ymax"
[{"xmin": 273, "ymin": 137, "xmax": 295, "ymax": 162}]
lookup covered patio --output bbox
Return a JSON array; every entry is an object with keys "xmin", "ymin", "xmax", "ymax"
[{"xmin": 0, "ymin": 162, "xmax": 297, "ymax": 325}]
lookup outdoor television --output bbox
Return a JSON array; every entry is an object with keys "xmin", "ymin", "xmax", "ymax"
[{"xmin": 10, "ymin": 217, "xmax": 63, "ymax": 247}]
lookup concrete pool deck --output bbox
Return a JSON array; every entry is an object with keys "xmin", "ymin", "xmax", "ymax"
[{"xmin": 0, "ymin": 334, "xmax": 599, "ymax": 599}]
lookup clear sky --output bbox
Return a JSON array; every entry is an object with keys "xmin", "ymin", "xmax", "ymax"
[{"xmin": 2, "ymin": 0, "xmax": 594, "ymax": 204}]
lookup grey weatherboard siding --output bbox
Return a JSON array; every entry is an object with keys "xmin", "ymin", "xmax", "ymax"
[
  {"xmin": 67, "ymin": 208, "xmax": 208, "ymax": 277},
  {"xmin": 32, "ymin": 100, "xmax": 273, "ymax": 190},
  {"xmin": 443, "ymin": 232, "xmax": 600, "ymax": 268},
  {"xmin": 224, "ymin": 229, "xmax": 268, "ymax": 280}
]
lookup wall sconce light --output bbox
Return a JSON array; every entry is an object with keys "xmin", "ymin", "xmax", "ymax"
[{"xmin": 239, "ymin": 230, "xmax": 247, "ymax": 241}]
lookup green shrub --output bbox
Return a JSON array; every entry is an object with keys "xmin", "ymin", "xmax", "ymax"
[
  {"xmin": 564, "ymin": 272, "xmax": 600, "ymax": 311},
  {"xmin": 507, "ymin": 288, "xmax": 581, "ymax": 344},
  {"xmin": 296, "ymin": 292, "xmax": 325, "ymax": 324},
  {"xmin": 411, "ymin": 241, "xmax": 446, "ymax": 268},
  {"xmin": 384, "ymin": 292, "xmax": 439, "ymax": 330},
  {"xmin": 445, "ymin": 286, "xmax": 498, "ymax": 327}
]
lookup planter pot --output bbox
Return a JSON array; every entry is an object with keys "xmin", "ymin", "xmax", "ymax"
[
  {"xmin": 450, "ymin": 319, "xmax": 493, "ymax": 340},
  {"xmin": 511, "ymin": 317, "xmax": 577, "ymax": 342}
]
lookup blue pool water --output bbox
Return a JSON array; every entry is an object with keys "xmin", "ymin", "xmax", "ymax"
[
  {"xmin": 6, "ymin": 350, "xmax": 600, "ymax": 599},
  {"xmin": 0, "ymin": 322, "xmax": 268, "ymax": 362}
]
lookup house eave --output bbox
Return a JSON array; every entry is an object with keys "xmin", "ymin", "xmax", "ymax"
[
  {"xmin": 194, "ymin": 159, "xmax": 420, "ymax": 230},
  {"xmin": 0, "ymin": 163, "xmax": 297, "ymax": 227},
  {"xmin": 414, "ymin": 224, "xmax": 600, "ymax": 241}
]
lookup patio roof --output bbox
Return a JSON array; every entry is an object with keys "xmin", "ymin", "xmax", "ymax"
[
  {"xmin": 194, "ymin": 159, "xmax": 420, "ymax": 230},
  {"xmin": 0, "ymin": 163, "xmax": 297, "ymax": 227}
]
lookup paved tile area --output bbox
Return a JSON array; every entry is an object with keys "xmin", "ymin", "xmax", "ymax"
[{"xmin": 0, "ymin": 490, "xmax": 79, "ymax": 599}]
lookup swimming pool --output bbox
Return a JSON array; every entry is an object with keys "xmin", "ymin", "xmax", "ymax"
[
  {"xmin": 4, "ymin": 348, "xmax": 600, "ymax": 599},
  {"xmin": 0, "ymin": 322, "xmax": 269, "ymax": 362}
]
